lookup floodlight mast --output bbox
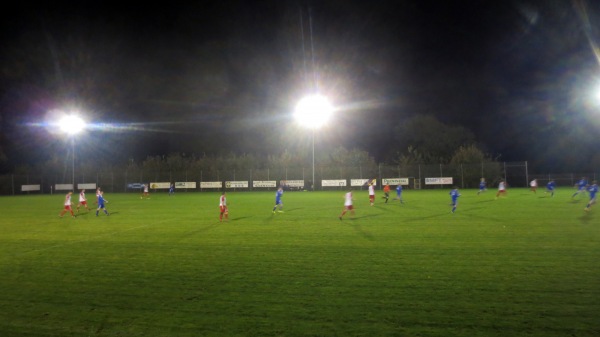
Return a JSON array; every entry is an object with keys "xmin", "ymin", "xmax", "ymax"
[
  {"xmin": 294, "ymin": 94, "xmax": 333, "ymax": 191},
  {"xmin": 59, "ymin": 115, "xmax": 85, "ymax": 189}
]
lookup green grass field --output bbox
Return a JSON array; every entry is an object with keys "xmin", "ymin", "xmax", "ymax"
[{"xmin": 0, "ymin": 188, "xmax": 598, "ymax": 337}]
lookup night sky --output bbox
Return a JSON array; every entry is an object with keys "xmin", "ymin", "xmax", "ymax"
[{"xmin": 1, "ymin": 0, "xmax": 600, "ymax": 172}]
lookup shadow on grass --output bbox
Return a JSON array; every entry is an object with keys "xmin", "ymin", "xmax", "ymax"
[
  {"xmin": 579, "ymin": 212, "xmax": 593, "ymax": 224},
  {"xmin": 350, "ymin": 223, "xmax": 375, "ymax": 241},
  {"xmin": 473, "ymin": 199, "xmax": 496, "ymax": 204},
  {"xmin": 230, "ymin": 216, "xmax": 252, "ymax": 222},
  {"xmin": 186, "ymin": 223, "xmax": 220, "ymax": 236},
  {"xmin": 85, "ymin": 211, "xmax": 115, "ymax": 217},
  {"xmin": 346, "ymin": 214, "xmax": 381, "ymax": 220},
  {"xmin": 373, "ymin": 204, "xmax": 395, "ymax": 211},
  {"xmin": 403, "ymin": 212, "xmax": 453, "ymax": 223}
]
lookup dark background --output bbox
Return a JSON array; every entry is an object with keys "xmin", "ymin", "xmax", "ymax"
[{"xmin": 1, "ymin": 0, "xmax": 600, "ymax": 172}]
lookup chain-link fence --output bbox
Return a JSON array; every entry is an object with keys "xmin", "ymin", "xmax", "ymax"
[{"xmin": 2, "ymin": 161, "xmax": 598, "ymax": 195}]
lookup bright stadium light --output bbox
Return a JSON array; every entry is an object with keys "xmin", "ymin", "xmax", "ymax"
[
  {"xmin": 59, "ymin": 115, "xmax": 86, "ymax": 135},
  {"xmin": 594, "ymin": 85, "xmax": 600, "ymax": 104},
  {"xmin": 59, "ymin": 115, "xmax": 86, "ymax": 189},
  {"xmin": 294, "ymin": 94, "xmax": 333, "ymax": 129},
  {"xmin": 294, "ymin": 94, "xmax": 333, "ymax": 191}
]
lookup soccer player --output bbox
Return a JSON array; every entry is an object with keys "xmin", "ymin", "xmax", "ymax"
[
  {"xmin": 368, "ymin": 183, "xmax": 375, "ymax": 206},
  {"xmin": 141, "ymin": 184, "xmax": 150, "ymax": 199},
  {"xmin": 272, "ymin": 186, "xmax": 284, "ymax": 214},
  {"xmin": 530, "ymin": 179, "xmax": 538, "ymax": 194},
  {"xmin": 339, "ymin": 190, "xmax": 355, "ymax": 220},
  {"xmin": 169, "ymin": 183, "xmax": 175, "ymax": 196},
  {"xmin": 382, "ymin": 184, "xmax": 390, "ymax": 203},
  {"xmin": 572, "ymin": 177, "xmax": 588, "ymax": 199},
  {"xmin": 96, "ymin": 189, "xmax": 110, "ymax": 216},
  {"xmin": 496, "ymin": 180, "xmax": 507, "ymax": 199},
  {"xmin": 545, "ymin": 180, "xmax": 556, "ymax": 197},
  {"xmin": 76, "ymin": 189, "xmax": 90, "ymax": 212},
  {"xmin": 584, "ymin": 181, "xmax": 598, "ymax": 212},
  {"xmin": 219, "ymin": 192, "xmax": 228, "ymax": 222},
  {"xmin": 450, "ymin": 187, "xmax": 460, "ymax": 213},
  {"xmin": 59, "ymin": 191, "xmax": 75, "ymax": 218},
  {"xmin": 477, "ymin": 178, "xmax": 487, "ymax": 195},
  {"xmin": 393, "ymin": 184, "xmax": 404, "ymax": 203}
]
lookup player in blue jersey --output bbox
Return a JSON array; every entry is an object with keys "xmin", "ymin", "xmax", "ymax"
[
  {"xmin": 477, "ymin": 178, "xmax": 487, "ymax": 195},
  {"xmin": 272, "ymin": 186, "xmax": 284, "ymax": 214},
  {"xmin": 450, "ymin": 187, "xmax": 460, "ymax": 213},
  {"xmin": 572, "ymin": 177, "xmax": 588, "ymax": 199},
  {"xmin": 96, "ymin": 189, "xmax": 110, "ymax": 216},
  {"xmin": 545, "ymin": 180, "xmax": 556, "ymax": 197},
  {"xmin": 584, "ymin": 181, "xmax": 598, "ymax": 212},
  {"xmin": 169, "ymin": 183, "xmax": 175, "ymax": 196},
  {"xmin": 393, "ymin": 184, "xmax": 404, "ymax": 203}
]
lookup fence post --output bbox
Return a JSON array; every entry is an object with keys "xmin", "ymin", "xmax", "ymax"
[
  {"xmin": 571, "ymin": 173, "xmax": 574, "ymax": 186},
  {"xmin": 525, "ymin": 161, "xmax": 529, "ymax": 187},
  {"xmin": 481, "ymin": 162, "xmax": 484, "ymax": 180}
]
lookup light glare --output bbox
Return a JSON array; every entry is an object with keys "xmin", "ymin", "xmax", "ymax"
[
  {"xmin": 294, "ymin": 94, "xmax": 333, "ymax": 129},
  {"xmin": 59, "ymin": 115, "xmax": 85, "ymax": 135}
]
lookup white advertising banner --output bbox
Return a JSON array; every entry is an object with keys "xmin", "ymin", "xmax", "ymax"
[
  {"xmin": 55, "ymin": 184, "xmax": 74, "ymax": 191},
  {"xmin": 322, "ymin": 179, "xmax": 347, "ymax": 187},
  {"xmin": 175, "ymin": 182, "xmax": 197, "ymax": 189},
  {"xmin": 382, "ymin": 178, "xmax": 409, "ymax": 186},
  {"xmin": 21, "ymin": 185, "xmax": 40, "ymax": 192},
  {"xmin": 281, "ymin": 180, "xmax": 304, "ymax": 188},
  {"xmin": 225, "ymin": 181, "xmax": 249, "ymax": 188},
  {"xmin": 78, "ymin": 183, "xmax": 97, "ymax": 189},
  {"xmin": 350, "ymin": 179, "xmax": 378, "ymax": 186},
  {"xmin": 253, "ymin": 181, "xmax": 277, "ymax": 188},
  {"xmin": 201, "ymin": 181, "xmax": 222, "ymax": 189},
  {"xmin": 425, "ymin": 177, "xmax": 453, "ymax": 185},
  {"xmin": 150, "ymin": 182, "xmax": 171, "ymax": 189}
]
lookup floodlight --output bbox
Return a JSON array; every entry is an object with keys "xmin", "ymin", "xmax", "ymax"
[
  {"xmin": 58, "ymin": 114, "xmax": 86, "ymax": 189},
  {"xmin": 294, "ymin": 94, "xmax": 334, "ymax": 191},
  {"xmin": 59, "ymin": 115, "xmax": 86, "ymax": 135},
  {"xmin": 294, "ymin": 94, "xmax": 333, "ymax": 129}
]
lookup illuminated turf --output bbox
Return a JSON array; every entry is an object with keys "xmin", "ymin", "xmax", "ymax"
[{"xmin": 0, "ymin": 189, "xmax": 598, "ymax": 336}]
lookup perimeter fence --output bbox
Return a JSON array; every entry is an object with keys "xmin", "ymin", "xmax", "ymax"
[{"xmin": 1, "ymin": 161, "xmax": 598, "ymax": 195}]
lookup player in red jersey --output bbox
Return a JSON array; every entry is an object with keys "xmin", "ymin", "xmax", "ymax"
[
  {"xmin": 76, "ymin": 189, "xmax": 90, "ymax": 212},
  {"xmin": 219, "ymin": 192, "xmax": 228, "ymax": 222},
  {"xmin": 59, "ymin": 191, "xmax": 75, "ymax": 218},
  {"xmin": 339, "ymin": 191, "xmax": 355, "ymax": 220}
]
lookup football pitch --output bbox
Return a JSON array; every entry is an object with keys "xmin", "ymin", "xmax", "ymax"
[{"xmin": 0, "ymin": 189, "xmax": 598, "ymax": 337}]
